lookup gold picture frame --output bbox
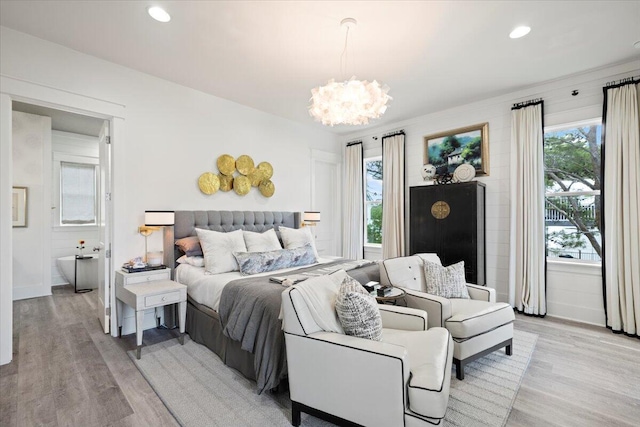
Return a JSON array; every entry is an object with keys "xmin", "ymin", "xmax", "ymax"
[
  {"xmin": 423, "ymin": 123, "xmax": 489, "ymax": 177},
  {"xmin": 12, "ymin": 187, "xmax": 27, "ymax": 227}
]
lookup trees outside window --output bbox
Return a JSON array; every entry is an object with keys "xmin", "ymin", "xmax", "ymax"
[
  {"xmin": 364, "ymin": 157, "xmax": 382, "ymax": 245},
  {"xmin": 544, "ymin": 119, "xmax": 601, "ymax": 262}
]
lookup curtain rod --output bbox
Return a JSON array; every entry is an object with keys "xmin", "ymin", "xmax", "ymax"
[
  {"xmin": 346, "ymin": 140, "xmax": 362, "ymax": 147},
  {"xmin": 604, "ymin": 76, "xmax": 639, "ymax": 89},
  {"xmin": 382, "ymin": 130, "xmax": 405, "ymax": 139},
  {"xmin": 512, "ymin": 98, "xmax": 543, "ymax": 110}
]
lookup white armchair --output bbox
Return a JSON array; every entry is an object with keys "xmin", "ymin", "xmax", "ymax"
[
  {"xmin": 381, "ymin": 254, "xmax": 514, "ymax": 380},
  {"xmin": 282, "ymin": 285, "xmax": 454, "ymax": 427}
]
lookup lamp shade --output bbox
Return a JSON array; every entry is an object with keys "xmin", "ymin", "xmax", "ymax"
[
  {"xmin": 145, "ymin": 210, "xmax": 175, "ymax": 226},
  {"xmin": 303, "ymin": 211, "xmax": 321, "ymax": 223}
]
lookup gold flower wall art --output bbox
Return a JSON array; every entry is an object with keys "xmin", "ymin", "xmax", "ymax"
[{"xmin": 198, "ymin": 155, "xmax": 275, "ymax": 198}]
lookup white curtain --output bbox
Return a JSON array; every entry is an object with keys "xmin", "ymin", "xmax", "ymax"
[
  {"xmin": 509, "ymin": 101, "xmax": 546, "ymax": 315},
  {"xmin": 603, "ymin": 81, "xmax": 640, "ymax": 336},
  {"xmin": 382, "ymin": 134, "xmax": 405, "ymax": 259},
  {"xmin": 343, "ymin": 142, "xmax": 363, "ymax": 259}
]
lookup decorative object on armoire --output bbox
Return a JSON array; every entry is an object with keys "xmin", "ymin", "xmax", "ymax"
[
  {"xmin": 308, "ymin": 18, "xmax": 391, "ymax": 126},
  {"xmin": 217, "ymin": 154, "xmax": 236, "ymax": 176},
  {"xmin": 235, "ymin": 155, "xmax": 255, "ymax": 176},
  {"xmin": 421, "ymin": 164, "xmax": 437, "ymax": 181},
  {"xmin": 198, "ymin": 172, "xmax": 220, "ymax": 195},
  {"xmin": 435, "ymin": 172, "xmax": 454, "ymax": 185},
  {"xmin": 11, "ymin": 186, "xmax": 27, "ymax": 227},
  {"xmin": 453, "ymin": 163, "xmax": 476, "ymax": 182},
  {"xmin": 410, "ymin": 181, "xmax": 486, "ymax": 285},
  {"xmin": 423, "ymin": 123, "xmax": 489, "ymax": 178}
]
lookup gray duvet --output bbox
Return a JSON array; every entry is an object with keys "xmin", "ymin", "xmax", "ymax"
[{"xmin": 218, "ymin": 259, "xmax": 379, "ymax": 394}]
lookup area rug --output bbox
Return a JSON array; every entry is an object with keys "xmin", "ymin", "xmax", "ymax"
[{"xmin": 129, "ymin": 330, "xmax": 537, "ymax": 427}]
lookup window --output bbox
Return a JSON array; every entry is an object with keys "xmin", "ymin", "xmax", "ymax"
[
  {"xmin": 364, "ymin": 157, "xmax": 382, "ymax": 245},
  {"xmin": 53, "ymin": 153, "xmax": 99, "ymax": 227},
  {"xmin": 544, "ymin": 119, "xmax": 601, "ymax": 262}
]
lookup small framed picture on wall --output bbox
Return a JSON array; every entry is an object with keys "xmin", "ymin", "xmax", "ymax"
[{"xmin": 12, "ymin": 186, "xmax": 27, "ymax": 227}]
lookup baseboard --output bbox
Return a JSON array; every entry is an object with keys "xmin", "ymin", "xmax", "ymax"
[
  {"xmin": 51, "ymin": 281, "xmax": 98, "ymax": 289},
  {"xmin": 13, "ymin": 284, "xmax": 52, "ymax": 301},
  {"xmin": 545, "ymin": 313, "xmax": 606, "ymax": 328}
]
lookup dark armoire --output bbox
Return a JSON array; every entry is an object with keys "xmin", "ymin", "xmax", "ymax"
[{"xmin": 410, "ymin": 181, "xmax": 486, "ymax": 285}]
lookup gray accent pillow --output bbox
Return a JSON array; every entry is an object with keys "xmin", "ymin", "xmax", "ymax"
[
  {"xmin": 335, "ymin": 275, "xmax": 383, "ymax": 341},
  {"xmin": 423, "ymin": 260, "xmax": 470, "ymax": 299},
  {"xmin": 233, "ymin": 244, "xmax": 317, "ymax": 276},
  {"xmin": 175, "ymin": 236, "xmax": 203, "ymax": 257}
]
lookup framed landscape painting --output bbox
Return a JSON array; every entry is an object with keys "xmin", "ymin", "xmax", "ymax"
[
  {"xmin": 12, "ymin": 187, "xmax": 27, "ymax": 227},
  {"xmin": 423, "ymin": 123, "xmax": 489, "ymax": 177}
]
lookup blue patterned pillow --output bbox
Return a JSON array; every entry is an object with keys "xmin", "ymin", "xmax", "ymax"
[{"xmin": 233, "ymin": 243, "xmax": 317, "ymax": 275}]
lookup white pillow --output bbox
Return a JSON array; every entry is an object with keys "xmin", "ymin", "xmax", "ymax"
[
  {"xmin": 176, "ymin": 255, "xmax": 205, "ymax": 267},
  {"xmin": 279, "ymin": 226, "xmax": 319, "ymax": 260},
  {"xmin": 243, "ymin": 229, "xmax": 282, "ymax": 252},
  {"xmin": 195, "ymin": 228, "xmax": 247, "ymax": 274}
]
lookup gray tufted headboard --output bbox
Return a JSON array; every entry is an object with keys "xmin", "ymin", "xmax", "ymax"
[{"xmin": 165, "ymin": 210, "xmax": 301, "ymax": 273}]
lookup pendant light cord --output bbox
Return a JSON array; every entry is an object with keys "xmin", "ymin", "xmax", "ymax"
[{"xmin": 340, "ymin": 26, "xmax": 350, "ymax": 80}]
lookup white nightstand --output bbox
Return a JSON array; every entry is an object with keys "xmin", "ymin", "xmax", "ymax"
[{"xmin": 115, "ymin": 269, "xmax": 187, "ymax": 359}]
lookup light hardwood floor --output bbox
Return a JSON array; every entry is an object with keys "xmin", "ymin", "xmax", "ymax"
[{"xmin": 1, "ymin": 285, "xmax": 639, "ymax": 426}]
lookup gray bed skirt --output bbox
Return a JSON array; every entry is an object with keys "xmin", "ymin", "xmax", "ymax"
[{"xmin": 185, "ymin": 296, "xmax": 258, "ymax": 384}]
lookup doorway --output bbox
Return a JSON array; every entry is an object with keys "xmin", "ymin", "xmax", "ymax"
[
  {"xmin": 12, "ymin": 102, "xmax": 105, "ymax": 295},
  {"xmin": 1, "ymin": 78, "xmax": 123, "ymax": 365}
]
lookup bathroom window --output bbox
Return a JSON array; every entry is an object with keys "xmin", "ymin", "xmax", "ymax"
[
  {"xmin": 53, "ymin": 153, "xmax": 99, "ymax": 227},
  {"xmin": 60, "ymin": 162, "xmax": 97, "ymax": 225}
]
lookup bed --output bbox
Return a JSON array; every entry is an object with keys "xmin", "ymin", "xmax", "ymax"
[{"xmin": 167, "ymin": 210, "xmax": 380, "ymax": 394}]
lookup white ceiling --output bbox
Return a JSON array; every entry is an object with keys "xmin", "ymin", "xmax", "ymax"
[{"xmin": 1, "ymin": 1, "xmax": 639, "ymax": 135}]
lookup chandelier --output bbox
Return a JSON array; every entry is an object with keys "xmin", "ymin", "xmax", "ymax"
[{"xmin": 309, "ymin": 18, "xmax": 391, "ymax": 126}]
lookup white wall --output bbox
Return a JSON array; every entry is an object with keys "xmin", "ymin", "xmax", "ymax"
[
  {"xmin": 50, "ymin": 130, "xmax": 100, "ymax": 286},
  {"xmin": 340, "ymin": 60, "xmax": 639, "ymax": 326},
  {"xmin": 0, "ymin": 26, "xmax": 339, "ymax": 364},
  {"xmin": 12, "ymin": 111, "xmax": 52, "ymax": 301}
]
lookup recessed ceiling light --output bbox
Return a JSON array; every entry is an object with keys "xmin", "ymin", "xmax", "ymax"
[
  {"xmin": 634, "ymin": 40, "xmax": 640, "ymax": 49},
  {"xmin": 510, "ymin": 26, "xmax": 531, "ymax": 39},
  {"xmin": 148, "ymin": 6, "xmax": 171, "ymax": 23}
]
